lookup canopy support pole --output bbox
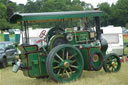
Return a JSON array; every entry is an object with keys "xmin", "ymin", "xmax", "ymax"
[
  {"xmin": 95, "ymin": 17, "xmax": 101, "ymax": 40},
  {"xmin": 24, "ymin": 21, "xmax": 29, "ymax": 45},
  {"xmin": 20, "ymin": 22, "xmax": 23, "ymax": 44},
  {"xmin": 26, "ymin": 22, "xmax": 29, "ymax": 44}
]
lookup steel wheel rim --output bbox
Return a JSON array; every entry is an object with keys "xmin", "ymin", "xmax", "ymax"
[
  {"xmin": 49, "ymin": 45, "xmax": 84, "ymax": 82},
  {"xmin": 105, "ymin": 55, "xmax": 121, "ymax": 72}
]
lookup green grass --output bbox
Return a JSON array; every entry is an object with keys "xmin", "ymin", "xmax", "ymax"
[
  {"xmin": 0, "ymin": 34, "xmax": 3, "ymax": 42},
  {"xmin": 124, "ymin": 36, "xmax": 128, "ymax": 55},
  {"xmin": 0, "ymin": 63, "xmax": 128, "ymax": 85},
  {"xmin": 124, "ymin": 39, "xmax": 128, "ymax": 43},
  {"xmin": 124, "ymin": 46, "xmax": 128, "ymax": 55},
  {"xmin": 9, "ymin": 34, "xmax": 15, "ymax": 38}
]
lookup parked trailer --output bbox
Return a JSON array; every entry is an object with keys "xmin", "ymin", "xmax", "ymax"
[
  {"xmin": 10, "ymin": 10, "xmax": 121, "ymax": 83},
  {"xmin": 101, "ymin": 26, "xmax": 124, "ymax": 57}
]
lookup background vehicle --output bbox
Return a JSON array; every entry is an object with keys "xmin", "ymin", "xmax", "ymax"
[
  {"xmin": 0, "ymin": 41, "xmax": 17, "ymax": 68},
  {"xmin": 101, "ymin": 26, "xmax": 124, "ymax": 57},
  {"xmin": 20, "ymin": 28, "xmax": 50, "ymax": 47},
  {"xmin": 8, "ymin": 29, "xmax": 15, "ymax": 34},
  {"xmin": 8, "ymin": 29, "xmax": 20, "ymax": 34},
  {"xmin": 10, "ymin": 10, "xmax": 121, "ymax": 83}
]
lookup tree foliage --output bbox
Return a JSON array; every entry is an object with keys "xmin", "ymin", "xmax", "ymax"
[
  {"xmin": 114, "ymin": 0, "xmax": 128, "ymax": 27},
  {"xmin": 0, "ymin": 0, "xmax": 9, "ymax": 30},
  {"xmin": 98, "ymin": 0, "xmax": 128, "ymax": 27},
  {"xmin": 97, "ymin": 2, "xmax": 111, "ymax": 26},
  {"xmin": 39, "ymin": 0, "xmax": 84, "ymax": 12},
  {"xmin": 0, "ymin": 0, "xmax": 128, "ymax": 30},
  {"xmin": 0, "ymin": 0, "xmax": 24, "ymax": 30}
]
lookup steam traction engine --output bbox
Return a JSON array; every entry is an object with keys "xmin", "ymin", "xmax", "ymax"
[{"xmin": 10, "ymin": 10, "xmax": 121, "ymax": 82}]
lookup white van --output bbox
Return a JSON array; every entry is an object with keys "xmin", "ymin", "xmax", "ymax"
[{"xmin": 101, "ymin": 26, "xmax": 124, "ymax": 57}]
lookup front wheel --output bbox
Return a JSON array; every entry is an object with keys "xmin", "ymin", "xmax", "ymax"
[
  {"xmin": 46, "ymin": 44, "xmax": 84, "ymax": 82},
  {"xmin": 103, "ymin": 53, "xmax": 121, "ymax": 72}
]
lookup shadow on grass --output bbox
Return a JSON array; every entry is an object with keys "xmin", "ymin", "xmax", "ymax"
[
  {"xmin": 0, "ymin": 66, "xmax": 114, "ymax": 85},
  {"xmin": 81, "ymin": 69, "xmax": 108, "ymax": 79},
  {"xmin": 0, "ymin": 65, "xmax": 107, "ymax": 80}
]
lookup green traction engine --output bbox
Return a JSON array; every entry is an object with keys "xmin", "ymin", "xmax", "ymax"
[{"xmin": 10, "ymin": 10, "xmax": 121, "ymax": 82}]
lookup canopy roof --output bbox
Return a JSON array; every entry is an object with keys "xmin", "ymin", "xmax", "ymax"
[{"xmin": 9, "ymin": 10, "xmax": 104, "ymax": 24}]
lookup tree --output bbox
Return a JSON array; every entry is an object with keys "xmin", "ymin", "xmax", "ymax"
[
  {"xmin": 16, "ymin": 4, "xmax": 25, "ymax": 13},
  {"xmin": 126, "ymin": 23, "xmax": 128, "ymax": 29},
  {"xmin": 0, "ymin": 0, "xmax": 19, "ymax": 30},
  {"xmin": 40, "ymin": 0, "xmax": 83, "ymax": 12},
  {"xmin": 6, "ymin": 1, "xmax": 17, "ymax": 12},
  {"xmin": 113, "ymin": 0, "xmax": 128, "ymax": 27},
  {"xmin": 97, "ymin": 2, "xmax": 111, "ymax": 26},
  {"xmin": 24, "ymin": 0, "xmax": 41, "ymax": 13},
  {"xmin": 0, "ymin": 0, "xmax": 9, "ymax": 30},
  {"xmin": 80, "ymin": 1, "xmax": 93, "ymax": 10},
  {"xmin": 0, "ymin": 0, "xmax": 7, "ymax": 19}
]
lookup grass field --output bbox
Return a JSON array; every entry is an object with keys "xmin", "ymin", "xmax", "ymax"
[
  {"xmin": 0, "ymin": 34, "xmax": 4, "ymax": 42},
  {"xmin": 0, "ymin": 63, "xmax": 128, "ymax": 85}
]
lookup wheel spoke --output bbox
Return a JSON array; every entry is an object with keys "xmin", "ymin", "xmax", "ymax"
[
  {"xmin": 113, "ymin": 62, "xmax": 118, "ymax": 68},
  {"xmin": 112, "ymin": 66, "xmax": 115, "ymax": 71},
  {"xmin": 53, "ymin": 66, "xmax": 60, "ymax": 69},
  {"xmin": 70, "ymin": 65, "xmax": 78, "ymax": 69},
  {"xmin": 114, "ymin": 58, "xmax": 117, "ymax": 62},
  {"xmin": 57, "ymin": 69, "xmax": 61, "ymax": 75},
  {"xmin": 108, "ymin": 58, "xmax": 112, "ymax": 62},
  {"xmin": 106, "ymin": 60, "xmax": 111, "ymax": 64},
  {"xmin": 66, "ymin": 70, "xmax": 70, "ymax": 78},
  {"xmin": 109, "ymin": 66, "xmax": 112, "ymax": 71},
  {"xmin": 69, "ymin": 53, "xmax": 77, "ymax": 59},
  {"xmin": 115, "ymin": 62, "xmax": 118, "ymax": 66},
  {"xmin": 108, "ymin": 65, "xmax": 112, "ymax": 69},
  {"xmin": 114, "ymin": 65, "xmax": 117, "ymax": 69},
  {"xmin": 72, "ymin": 59, "xmax": 77, "ymax": 63},
  {"xmin": 68, "ymin": 67, "xmax": 73, "ymax": 74},
  {"xmin": 62, "ymin": 69, "xmax": 66, "ymax": 76},
  {"xmin": 106, "ymin": 63, "xmax": 111, "ymax": 66},
  {"xmin": 56, "ymin": 54, "xmax": 64, "ymax": 61},
  {"xmin": 54, "ymin": 59, "xmax": 60, "ymax": 63}
]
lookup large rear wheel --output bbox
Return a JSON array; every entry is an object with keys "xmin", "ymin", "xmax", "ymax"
[{"xmin": 46, "ymin": 44, "xmax": 84, "ymax": 82}]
